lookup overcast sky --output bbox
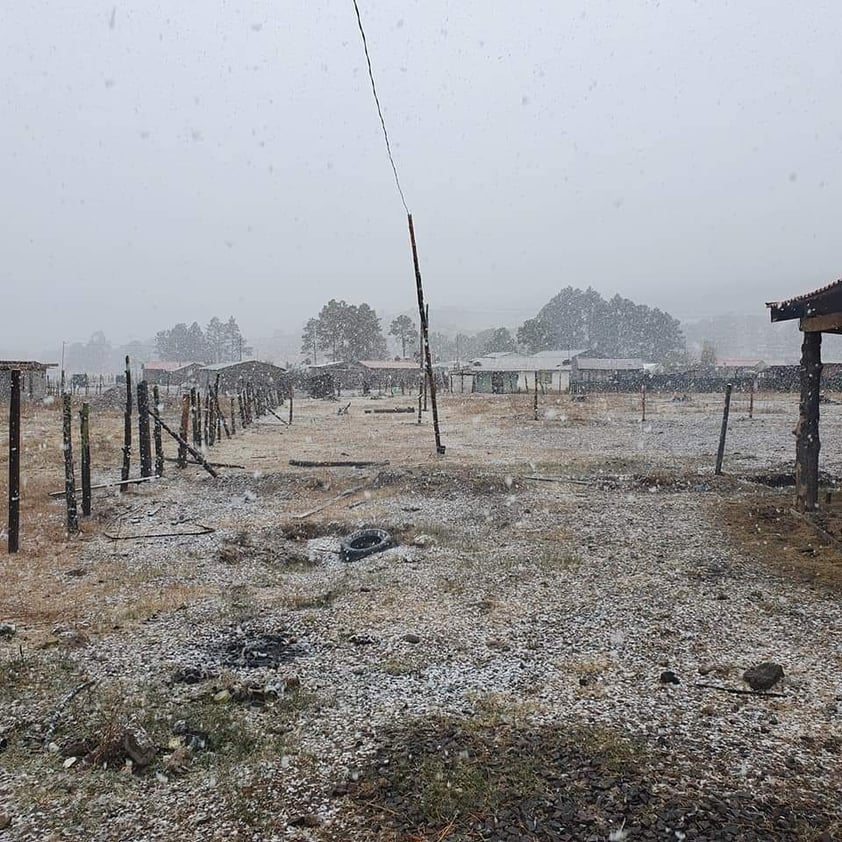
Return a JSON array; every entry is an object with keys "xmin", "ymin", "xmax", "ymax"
[{"xmin": 2, "ymin": 1, "xmax": 840, "ymax": 354}]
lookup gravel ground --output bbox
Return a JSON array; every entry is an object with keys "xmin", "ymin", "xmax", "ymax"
[{"xmin": 0, "ymin": 392, "xmax": 840, "ymax": 841}]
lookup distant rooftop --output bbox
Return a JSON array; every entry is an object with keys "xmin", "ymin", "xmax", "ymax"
[
  {"xmin": 575, "ymin": 358, "xmax": 644, "ymax": 371},
  {"xmin": 0, "ymin": 360, "xmax": 57, "ymax": 371},
  {"xmin": 143, "ymin": 361, "xmax": 199, "ymax": 372}
]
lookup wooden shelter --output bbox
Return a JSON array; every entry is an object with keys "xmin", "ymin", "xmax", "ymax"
[{"xmin": 767, "ymin": 278, "xmax": 842, "ymax": 511}]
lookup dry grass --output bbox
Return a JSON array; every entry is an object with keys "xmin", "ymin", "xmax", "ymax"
[{"xmin": 719, "ymin": 491, "xmax": 842, "ymax": 591}]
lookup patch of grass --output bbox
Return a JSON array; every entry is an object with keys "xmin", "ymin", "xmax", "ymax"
[{"xmin": 285, "ymin": 590, "xmax": 338, "ymax": 610}]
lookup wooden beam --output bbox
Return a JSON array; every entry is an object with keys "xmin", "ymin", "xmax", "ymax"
[
  {"xmin": 799, "ymin": 312, "xmax": 842, "ymax": 333},
  {"xmin": 795, "ymin": 331, "xmax": 822, "ymax": 512}
]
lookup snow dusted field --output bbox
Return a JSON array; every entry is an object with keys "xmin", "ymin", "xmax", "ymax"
[{"xmin": 1, "ymin": 391, "xmax": 840, "ymax": 841}]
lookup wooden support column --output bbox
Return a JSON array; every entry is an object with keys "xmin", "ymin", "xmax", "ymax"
[
  {"xmin": 796, "ymin": 330, "xmax": 822, "ymax": 512},
  {"xmin": 8, "ymin": 370, "xmax": 21, "ymax": 553}
]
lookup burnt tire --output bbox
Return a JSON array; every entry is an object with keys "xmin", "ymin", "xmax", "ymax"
[{"xmin": 340, "ymin": 528, "xmax": 392, "ymax": 562}]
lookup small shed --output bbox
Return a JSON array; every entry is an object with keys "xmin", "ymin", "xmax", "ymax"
[
  {"xmin": 768, "ymin": 278, "xmax": 842, "ymax": 510},
  {"xmin": 571, "ymin": 357, "xmax": 645, "ymax": 386},
  {"xmin": 0, "ymin": 361, "xmax": 57, "ymax": 401},
  {"xmin": 199, "ymin": 360, "xmax": 286, "ymax": 393},
  {"xmin": 354, "ymin": 359, "xmax": 424, "ymax": 393}
]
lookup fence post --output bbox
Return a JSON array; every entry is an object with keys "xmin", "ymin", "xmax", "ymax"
[
  {"xmin": 191, "ymin": 388, "xmax": 201, "ymax": 447},
  {"xmin": 749, "ymin": 378, "xmax": 754, "ymax": 419},
  {"xmin": 63, "ymin": 394, "xmax": 79, "ymax": 534},
  {"xmin": 137, "ymin": 381, "xmax": 153, "ymax": 478},
  {"xmin": 714, "ymin": 383, "xmax": 733, "ymax": 476},
  {"xmin": 80, "ymin": 402, "xmax": 91, "ymax": 517},
  {"xmin": 120, "ymin": 356, "xmax": 132, "ymax": 491},
  {"xmin": 288, "ymin": 385, "xmax": 294, "ymax": 425},
  {"xmin": 230, "ymin": 395, "xmax": 236, "ymax": 435},
  {"xmin": 152, "ymin": 385, "xmax": 164, "ymax": 477},
  {"xmin": 179, "ymin": 394, "xmax": 190, "ymax": 468},
  {"xmin": 8, "ymin": 370, "xmax": 21, "ymax": 553},
  {"xmin": 641, "ymin": 384, "xmax": 646, "ymax": 422}
]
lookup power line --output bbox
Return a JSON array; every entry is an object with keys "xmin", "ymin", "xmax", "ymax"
[{"xmin": 351, "ymin": 0, "xmax": 409, "ymax": 214}]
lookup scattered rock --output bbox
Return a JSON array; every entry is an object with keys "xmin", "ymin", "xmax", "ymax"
[
  {"xmin": 402, "ymin": 633, "xmax": 421, "ymax": 644},
  {"xmin": 659, "ymin": 670, "xmax": 681, "ymax": 685},
  {"xmin": 0, "ymin": 622, "xmax": 17, "ymax": 639},
  {"xmin": 743, "ymin": 662, "xmax": 784, "ymax": 692},
  {"xmin": 122, "ymin": 730, "xmax": 156, "ymax": 768},
  {"xmin": 172, "ymin": 665, "xmax": 218, "ymax": 685},
  {"xmin": 0, "ymin": 812, "xmax": 11, "ymax": 830},
  {"xmin": 288, "ymin": 814, "xmax": 322, "ymax": 828},
  {"xmin": 349, "ymin": 633, "xmax": 377, "ymax": 646},
  {"xmin": 172, "ymin": 720, "xmax": 210, "ymax": 752}
]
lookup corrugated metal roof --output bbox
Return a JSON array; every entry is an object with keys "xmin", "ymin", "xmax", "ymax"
[
  {"xmin": 0, "ymin": 360, "xmax": 57, "ymax": 371},
  {"xmin": 357, "ymin": 359, "xmax": 422, "ymax": 370},
  {"xmin": 201, "ymin": 360, "xmax": 285, "ymax": 371},
  {"xmin": 470, "ymin": 355, "xmax": 571, "ymax": 372},
  {"xmin": 766, "ymin": 278, "xmax": 842, "ymax": 309},
  {"xmin": 575, "ymin": 358, "xmax": 644, "ymax": 371},
  {"xmin": 143, "ymin": 361, "xmax": 198, "ymax": 372}
]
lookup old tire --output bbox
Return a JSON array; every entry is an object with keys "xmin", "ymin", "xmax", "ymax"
[{"xmin": 341, "ymin": 528, "xmax": 392, "ymax": 562}]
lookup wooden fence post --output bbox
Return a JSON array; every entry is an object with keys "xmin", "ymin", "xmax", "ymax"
[
  {"xmin": 641, "ymin": 384, "xmax": 646, "ymax": 422},
  {"xmin": 179, "ymin": 394, "xmax": 190, "ymax": 468},
  {"xmin": 288, "ymin": 386, "xmax": 293, "ymax": 425},
  {"xmin": 191, "ymin": 388, "xmax": 200, "ymax": 447},
  {"xmin": 230, "ymin": 395, "xmax": 236, "ymax": 435},
  {"xmin": 534, "ymin": 377, "xmax": 539, "ymax": 421},
  {"xmin": 714, "ymin": 383, "xmax": 733, "ymax": 476},
  {"xmin": 749, "ymin": 378, "xmax": 755, "ymax": 419},
  {"xmin": 796, "ymin": 331, "xmax": 822, "ymax": 512},
  {"xmin": 80, "ymin": 402, "xmax": 91, "ymax": 517},
  {"xmin": 137, "ymin": 381, "xmax": 153, "ymax": 478},
  {"xmin": 8, "ymin": 370, "xmax": 21, "ymax": 553},
  {"xmin": 120, "ymin": 356, "xmax": 132, "ymax": 491},
  {"xmin": 63, "ymin": 394, "xmax": 79, "ymax": 534},
  {"xmin": 152, "ymin": 385, "xmax": 164, "ymax": 477}
]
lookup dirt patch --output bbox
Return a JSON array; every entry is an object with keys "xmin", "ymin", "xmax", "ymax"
[
  {"xmin": 345, "ymin": 716, "xmax": 837, "ymax": 841},
  {"xmin": 721, "ymin": 494, "xmax": 842, "ymax": 590}
]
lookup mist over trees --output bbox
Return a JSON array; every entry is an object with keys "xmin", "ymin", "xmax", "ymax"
[
  {"xmin": 301, "ymin": 299, "xmax": 388, "ymax": 364},
  {"xmin": 517, "ymin": 286, "xmax": 685, "ymax": 361},
  {"xmin": 155, "ymin": 316, "xmax": 248, "ymax": 363}
]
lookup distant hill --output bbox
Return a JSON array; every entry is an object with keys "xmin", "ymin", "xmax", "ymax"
[{"xmin": 681, "ymin": 313, "xmax": 842, "ymax": 364}]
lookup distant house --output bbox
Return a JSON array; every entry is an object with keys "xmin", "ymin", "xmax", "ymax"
[
  {"xmin": 141, "ymin": 361, "xmax": 202, "ymax": 386},
  {"xmin": 199, "ymin": 360, "xmax": 286, "ymax": 393},
  {"xmin": 353, "ymin": 359, "xmax": 425, "ymax": 393},
  {"xmin": 0, "ymin": 360, "xmax": 57, "ymax": 401},
  {"xmin": 715, "ymin": 358, "xmax": 768, "ymax": 378},
  {"xmin": 570, "ymin": 357, "xmax": 645, "ymax": 386},
  {"xmin": 465, "ymin": 350, "xmax": 590, "ymax": 394}
]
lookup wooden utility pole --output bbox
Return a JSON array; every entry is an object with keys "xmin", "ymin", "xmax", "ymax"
[
  {"xmin": 796, "ymin": 331, "xmax": 822, "ymax": 511},
  {"xmin": 137, "ymin": 381, "xmax": 153, "ymax": 478},
  {"xmin": 178, "ymin": 394, "xmax": 190, "ymax": 467},
  {"xmin": 714, "ymin": 383, "xmax": 733, "ymax": 476},
  {"xmin": 80, "ymin": 402, "xmax": 91, "ymax": 517},
  {"xmin": 63, "ymin": 394, "xmax": 79, "ymax": 534},
  {"xmin": 8, "ymin": 370, "xmax": 21, "ymax": 553},
  {"xmin": 407, "ymin": 214, "xmax": 445, "ymax": 454},
  {"xmin": 120, "ymin": 356, "xmax": 132, "ymax": 490},
  {"xmin": 152, "ymin": 385, "xmax": 164, "ymax": 477}
]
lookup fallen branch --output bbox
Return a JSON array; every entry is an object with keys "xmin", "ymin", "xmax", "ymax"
[
  {"xmin": 364, "ymin": 407, "xmax": 415, "ymax": 414},
  {"xmin": 694, "ymin": 682, "xmax": 786, "ymax": 698},
  {"xmin": 145, "ymin": 408, "xmax": 218, "ymax": 478},
  {"xmin": 292, "ymin": 484, "xmax": 369, "ymax": 520},
  {"xmin": 164, "ymin": 457, "xmax": 246, "ymax": 469},
  {"xmin": 48, "ymin": 475, "xmax": 162, "ymax": 497},
  {"xmin": 43, "ymin": 679, "xmax": 98, "ymax": 746},
  {"xmin": 289, "ymin": 459, "xmax": 388, "ymax": 468},
  {"xmin": 265, "ymin": 406, "xmax": 289, "ymax": 425},
  {"xmin": 104, "ymin": 524, "xmax": 215, "ymax": 540},
  {"xmin": 788, "ymin": 507, "xmax": 842, "ymax": 552}
]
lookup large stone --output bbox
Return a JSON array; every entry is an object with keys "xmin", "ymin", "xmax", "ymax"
[{"xmin": 743, "ymin": 662, "xmax": 784, "ymax": 692}]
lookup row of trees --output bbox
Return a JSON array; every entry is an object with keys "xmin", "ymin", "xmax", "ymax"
[
  {"xmin": 301, "ymin": 300, "xmax": 415, "ymax": 364},
  {"xmin": 298, "ymin": 288, "xmax": 687, "ymax": 366},
  {"xmin": 517, "ymin": 287, "xmax": 685, "ymax": 362},
  {"xmin": 155, "ymin": 316, "xmax": 251, "ymax": 363}
]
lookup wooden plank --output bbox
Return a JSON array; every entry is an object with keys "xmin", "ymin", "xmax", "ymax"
[{"xmin": 800, "ymin": 312, "xmax": 842, "ymax": 333}]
